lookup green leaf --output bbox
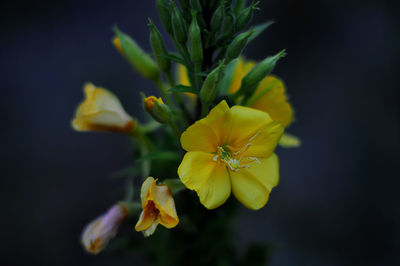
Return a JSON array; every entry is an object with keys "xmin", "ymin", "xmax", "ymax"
[
  {"xmin": 159, "ymin": 53, "xmax": 186, "ymax": 65},
  {"xmin": 169, "ymin": 84, "xmax": 199, "ymax": 95},
  {"xmin": 135, "ymin": 150, "xmax": 181, "ymax": 163},
  {"xmin": 109, "ymin": 166, "xmax": 141, "ymax": 179},
  {"xmin": 248, "ymin": 21, "xmax": 275, "ymax": 42},
  {"xmin": 163, "ymin": 179, "xmax": 186, "ymax": 194}
]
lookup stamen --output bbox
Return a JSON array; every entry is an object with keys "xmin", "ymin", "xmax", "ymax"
[{"xmin": 213, "ymin": 131, "xmax": 262, "ymax": 171}]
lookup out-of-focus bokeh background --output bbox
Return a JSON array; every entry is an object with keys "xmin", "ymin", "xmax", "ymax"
[{"xmin": 1, "ymin": 0, "xmax": 399, "ymax": 265}]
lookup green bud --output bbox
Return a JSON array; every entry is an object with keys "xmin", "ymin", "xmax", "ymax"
[
  {"xmin": 210, "ymin": 1, "xmax": 225, "ymax": 32},
  {"xmin": 144, "ymin": 96, "xmax": 171, "ymax": 123},
  {"xmin": 148, "ymin": 19, "xmax": 171, "ymax": 73},
  {"xmin": 200, "ymin": 62, "xmax": 225, "ymax": 104},
  {"xmin": 189, "ymin": 11, "xmax": 203, "ymax": 63},
  {"xmin": 113, "ymin": 28, "xmax": 159, "ymax": 81},
  {"xmin": 239, "ymin": 50, "xmax": 286, "ymax": 97},
  {"xmin": 226, "ymin": 29, "xmax": 253, "ymax": 62},
  {"xmin": 233, "ymin": 0, "xmax": 246, "ymax": 16},
  {"xmin": 236, "ymin": 1, "xmax": 259, "ymax": 32},
  {"xmin": 171, "ymin": 1, "xmax": 187, "ymax": 44},
  {"xmin": 156, "ymin": 0, "xmax": 173, "ymax": 35},
  {"xmin": 178, "ymin": 0, "xmax": 192, "ymax": 23},
  {"xmin": 189, "ymin": 0, "xmax": 202, "ymax": 12}
]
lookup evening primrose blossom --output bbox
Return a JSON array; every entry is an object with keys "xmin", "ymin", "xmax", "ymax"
[
  {"xmin": 72, "ymin": 83, "xmax": 135, "ymax": 134},
  {"xmin": 135, "ymin": 177, "xmax": 179, "ymax": 237},
  {"xmin": 178, "ymin": 100, "xmax": 283, "ymax": 210},
  {"xmin": 81, "ymin": 204, "xmax": 127, "ymax": 254}
]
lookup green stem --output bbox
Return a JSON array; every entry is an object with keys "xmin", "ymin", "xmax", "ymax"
[
  {"xmin": 154, "ymin": 78, "xmax": 173, "ymax": 108},
  {"xmin": 194, "ymin": 62, "xmax": 202, "ymax": 91},
  {"xmin": 167, "ymin": 72, "xmax": 193, "ymax": 123},
  {"xmin": 168, "ymin": 118, "xmax": 182, "ymax": 139},
  {"xmin": 129, "ymin": 125, "xmax": 155, "ymax": 177}
]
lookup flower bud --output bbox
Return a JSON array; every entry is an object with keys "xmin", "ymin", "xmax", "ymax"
[
  {"xmin": 144, "ymin": 96, "xmax": 171, "ymax": 123},
  {"xmin": 171, "ymin": 1, "xmax": 187, "ymax": 44},
  {"xmin": 113, "ymin": 28, "xmax": 160, "ymax": 81},
  {"xmin": 189, "ymin": 11, "xmax": 203, "ymax": 63},
  {"xmin": 72, "ymin": 83, "xmax": 135, "ymax": 134},
  {"xmin": 236, "ymin": 1, "xmax": 259, "ymax": 32},
  {"xmin": 148, "ymin": 19, "xmax": 171, "ymax": 73},
  {"xmin": 226, "ymin": 29, "xmax": 253, "ymax": 62},
  {"xmin": 210, "ymin": 1, "xmax": 225, "ymax": 33},
  {"xmin": 155, "ymin": 0, "xmax": 173, "ymax": 35},
  {"xmin": 233, "ymin": 0, "xmax": 246, "ymax": 16},
  {"xmin": 239, "ymin": 50, "xmax": 286, "ymax": 97},
  {"xmin": 189, "ymin": 0, "xmax": 202, "ymax": 12},
  {"xmin": 81, "ymin": 204, "xmax": 127, "ymax": 254},
  {"xmin": 200, "ymin": 62, "xmax": 225, "ymax": 104}
]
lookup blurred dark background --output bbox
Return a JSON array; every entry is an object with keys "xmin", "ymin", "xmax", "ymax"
[{"xmin": 1, "ymin": 0, "xmax": 399, "ymax": 265}]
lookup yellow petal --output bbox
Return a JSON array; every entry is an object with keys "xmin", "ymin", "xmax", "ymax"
[
  {"xmin": 177, "ymin": 64, "xmax": 191, "ymax": 86},
  {"xmin": 229, "ymin": 105, "xmax": 284, "ymax": 158},
  {"xmin": 249, "ymin": 76, "xmax": 294, "ymax": 127},
  {"xmin": 181, "ymin": 100, "xmax": 231, "ymax": 152},
  {"xmin": 279, "ymin": 133, "xmax": 301, "ymax": 148},
  {"xmin": 72, "ymin": 83, "xmax": 134, "ymax": 133},
  {"xmin": 140, "ymin": 177, "xmax": 155, "ymax": 205},
  {"xmin": 230, "ymin": 154, "xmax": 279, "ymax": 210},
  {"xmin": 135, "ymin": 210, "xmax": 157, "ymax": 232},
  {"xmin": 151, "ymin": 184, "xmax": 179, "ymax": 228},
  {"xmin": 229, "ymin": 58, "xmax": 256, "ymax": 94},
  {"xmin": 178, "ymin": 151, "xmax": 231, "ymax": 209}
]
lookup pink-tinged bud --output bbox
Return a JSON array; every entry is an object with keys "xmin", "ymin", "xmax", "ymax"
[{"xmin": 81, "ymin": 204, "xmax": 127, "ymax": 255}]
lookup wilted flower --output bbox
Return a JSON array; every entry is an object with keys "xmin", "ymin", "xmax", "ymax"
[
  {"xmin": 72, "ymin": 83, "xmax": 135, "ymax": 134},
  {"xmin": 178, "ymin": 100, "xmax": 283, "ymax": 210},
  {"xmin": 81, "ymin": 204, "xmax": 127, "ymax": 255},
  {"xmin": 135, "ymin": 177, "xmax": 179, "ymax": 237}
]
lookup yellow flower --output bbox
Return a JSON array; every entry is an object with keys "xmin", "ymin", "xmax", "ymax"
[
  {"xmin": 176, "ymin": 58, "xmax": 294, "ymax": 127},
  {"xmin": 72, "ymin": 83, "xmax": 135, "ymax": 134},
  {"xmin": 230, "ymin": 58, "xmax": 294, "ymax": 127},
  {"xmin": 81, "ymin": 204, "xmax": 127, "ymax": 254},
  {"xmin": 135, "ymin": 177, "xmax": 179, "ymax": 237},
  {"xmin": 178, "ymin": 100, "xmax": 283, "ymax": 210}
]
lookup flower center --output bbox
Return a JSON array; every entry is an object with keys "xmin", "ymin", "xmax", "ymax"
[{"xmin": 212, "ymin": 132, "xmax": 261, "ymax": 172}]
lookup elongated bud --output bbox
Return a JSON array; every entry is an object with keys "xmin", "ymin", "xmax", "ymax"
[
  {"xmin": 233, "ymin": 0, "xmax": 246, "ymax": 16},
  {"xmin": 200, "ymin": 62, "xmax": 225, "ymax": 104},
  {"xmin": 189, "ymin": 11, "xmax": 203, "ymax": 63},
  {"xmin": 171, "ymin": 1, "xmax": 187, "ymax": 44},
  {"xmin": 148, "ymin": 19, "xmax": 171, "ymax": 73},
  {"xmin": 226, "ymin": 29, "xmax": 253, "ymax": 62},
  {"xmin": 113, "ymin": 28, "xmax": 159, "ymax": 81},
  {"xmin": 239, "ymin": 50, "xmax": 286, "ymax": 97},
  {"xmin": 144, "ymin": 96, "xmax": 171, "ymax": 123},
  {"xmin": 189, "ymin": 0, "xmax": 202, "ymax": 12},
  {"xmin": 236, "ymin": 1, "xmax": 259, "ymax": 32},
  {"xmin": 156, "ymin": 0, "xmax": 173, "ymax": 35},
  {"xmin": 210, "ymin": 1, "xmax": 225, "ymax": 32}
]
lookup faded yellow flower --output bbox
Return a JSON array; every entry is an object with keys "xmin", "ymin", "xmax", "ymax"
[
  {"xmin": 81, "ymin": 204, "xmax": 127, "ymax": 255},
  {"xmin": 178, "ymin": 100, "xmax": 283, "ymax": 210},
  {"xmin": 135, "ymin": 177, "xmax": 179, "ymax": 237},
  {"xmin": 72, "ymin": 83, "xmax": 135, "ymax": 134}
]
